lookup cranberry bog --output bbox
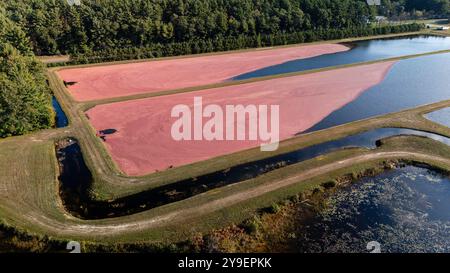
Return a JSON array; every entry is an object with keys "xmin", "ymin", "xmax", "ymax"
[{"xmin": 57, "ymin": 43, "xmax": 349, "ymax": 101}]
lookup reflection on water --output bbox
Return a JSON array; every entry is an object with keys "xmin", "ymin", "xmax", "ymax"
[
  {"xmin": 235, "ymin": 35, "xmax": 450, "ymax": 80},
  {"xmin": 294, "ymin": 166, "xmax": 450, "ymax": 253},
  {"xmin": 426, "ymin": 107, "xmax": 450, "ymax": 128}
]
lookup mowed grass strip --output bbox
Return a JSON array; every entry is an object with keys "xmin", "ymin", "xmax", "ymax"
[{"xmin": 0, "ymin": 140, "xmax": 66, "ymax": 232}]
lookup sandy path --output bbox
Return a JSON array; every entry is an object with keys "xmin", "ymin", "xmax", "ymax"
[
  {"xmin": 57, "ymin": 44, "xmax": 349, "ymax": 101},
  {"xmin": 21, "ymin": 151, "xmax": 450, "ymax": 237},
  {"xmin": 87, "ymin": 61, "xmax": 396, "ymax": 176}
]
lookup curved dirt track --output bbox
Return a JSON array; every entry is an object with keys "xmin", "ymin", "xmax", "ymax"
[
  {"xmin": 87, "ymin": 61, "xmax": 395, "ymax": 176},
  {"xmin": 20, "ymin": 151, "xmax": 450, "ymax": 238},
  {"xmin": 58, "ymin": 43, "xmax": 349, "ymax": 101}
]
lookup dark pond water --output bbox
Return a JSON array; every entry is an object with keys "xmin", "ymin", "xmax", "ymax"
[
  {"xmin": 294, "ymin": 166, "xmax": 450, "ymax": 253},
  {"xmin": 57, "ymin": 128, "xmax": 450, "ymax": 219},
  {"xmin": 426, "ymin": 107, "xmax": 450, "ymax": 128},
  {"xmin": 232, "ymin": 36, "xmax": 450, "ymax": 134},
  {"xmin": 234, "ymin": 35, "xmax": 450, "ymax": 80},
  {"xmin": 305, "ymin": 53, "xmax": 450, "ymax": 133},
  {"xmin": 52, "ymin": 97, "xmax": 68, "ymax": 128}
]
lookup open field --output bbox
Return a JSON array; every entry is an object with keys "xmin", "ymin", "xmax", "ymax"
[
  {"xmin": 57, "ymin": 43, "xmax": 348, "ymax": 101},
  {"xmin": 86, "ymin": 61, "xmax": 395, "ymax": 176},
  {"xmin": 1, "ymin": 31, "xmax": 450, "ymax": 248}
]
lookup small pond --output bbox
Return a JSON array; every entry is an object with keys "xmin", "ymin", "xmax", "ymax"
[
  {"xmin": 294, "ymin": 166, "xmax": 450, "ymax": 253},
  {"xmin": 52, "ymin": 96, "xmax": 68, "ymax": 128}
]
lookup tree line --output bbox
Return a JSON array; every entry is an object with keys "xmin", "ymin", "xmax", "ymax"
[
  {"xmin": 0, "ymin": 0, "xmax": 429, "ymax": 137},
  {"xmin": 0, "ymin": 7, "xmax": 54, "ymax": 138}
]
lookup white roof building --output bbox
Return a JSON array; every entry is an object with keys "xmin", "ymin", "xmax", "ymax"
[{"xmin": 367, "ymin": 0, "xmax": 381, "ymax": 5}]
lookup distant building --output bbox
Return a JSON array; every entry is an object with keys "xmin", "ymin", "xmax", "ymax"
[{"xmin": 366, "ymin": 0, "xmax": 381, "ymax": 5}]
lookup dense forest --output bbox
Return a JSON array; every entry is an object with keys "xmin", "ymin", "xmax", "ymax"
[
  {"xmin": 2, "ymin": 0, "xmax": 375, "ymax": 55},
  {"xmin": 0, "ymin": 0, "xmax": 441, "ymax": 137},
  {"xmin": 0, "ymin": 7, "xmax": 54, "ymax": 138}
]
